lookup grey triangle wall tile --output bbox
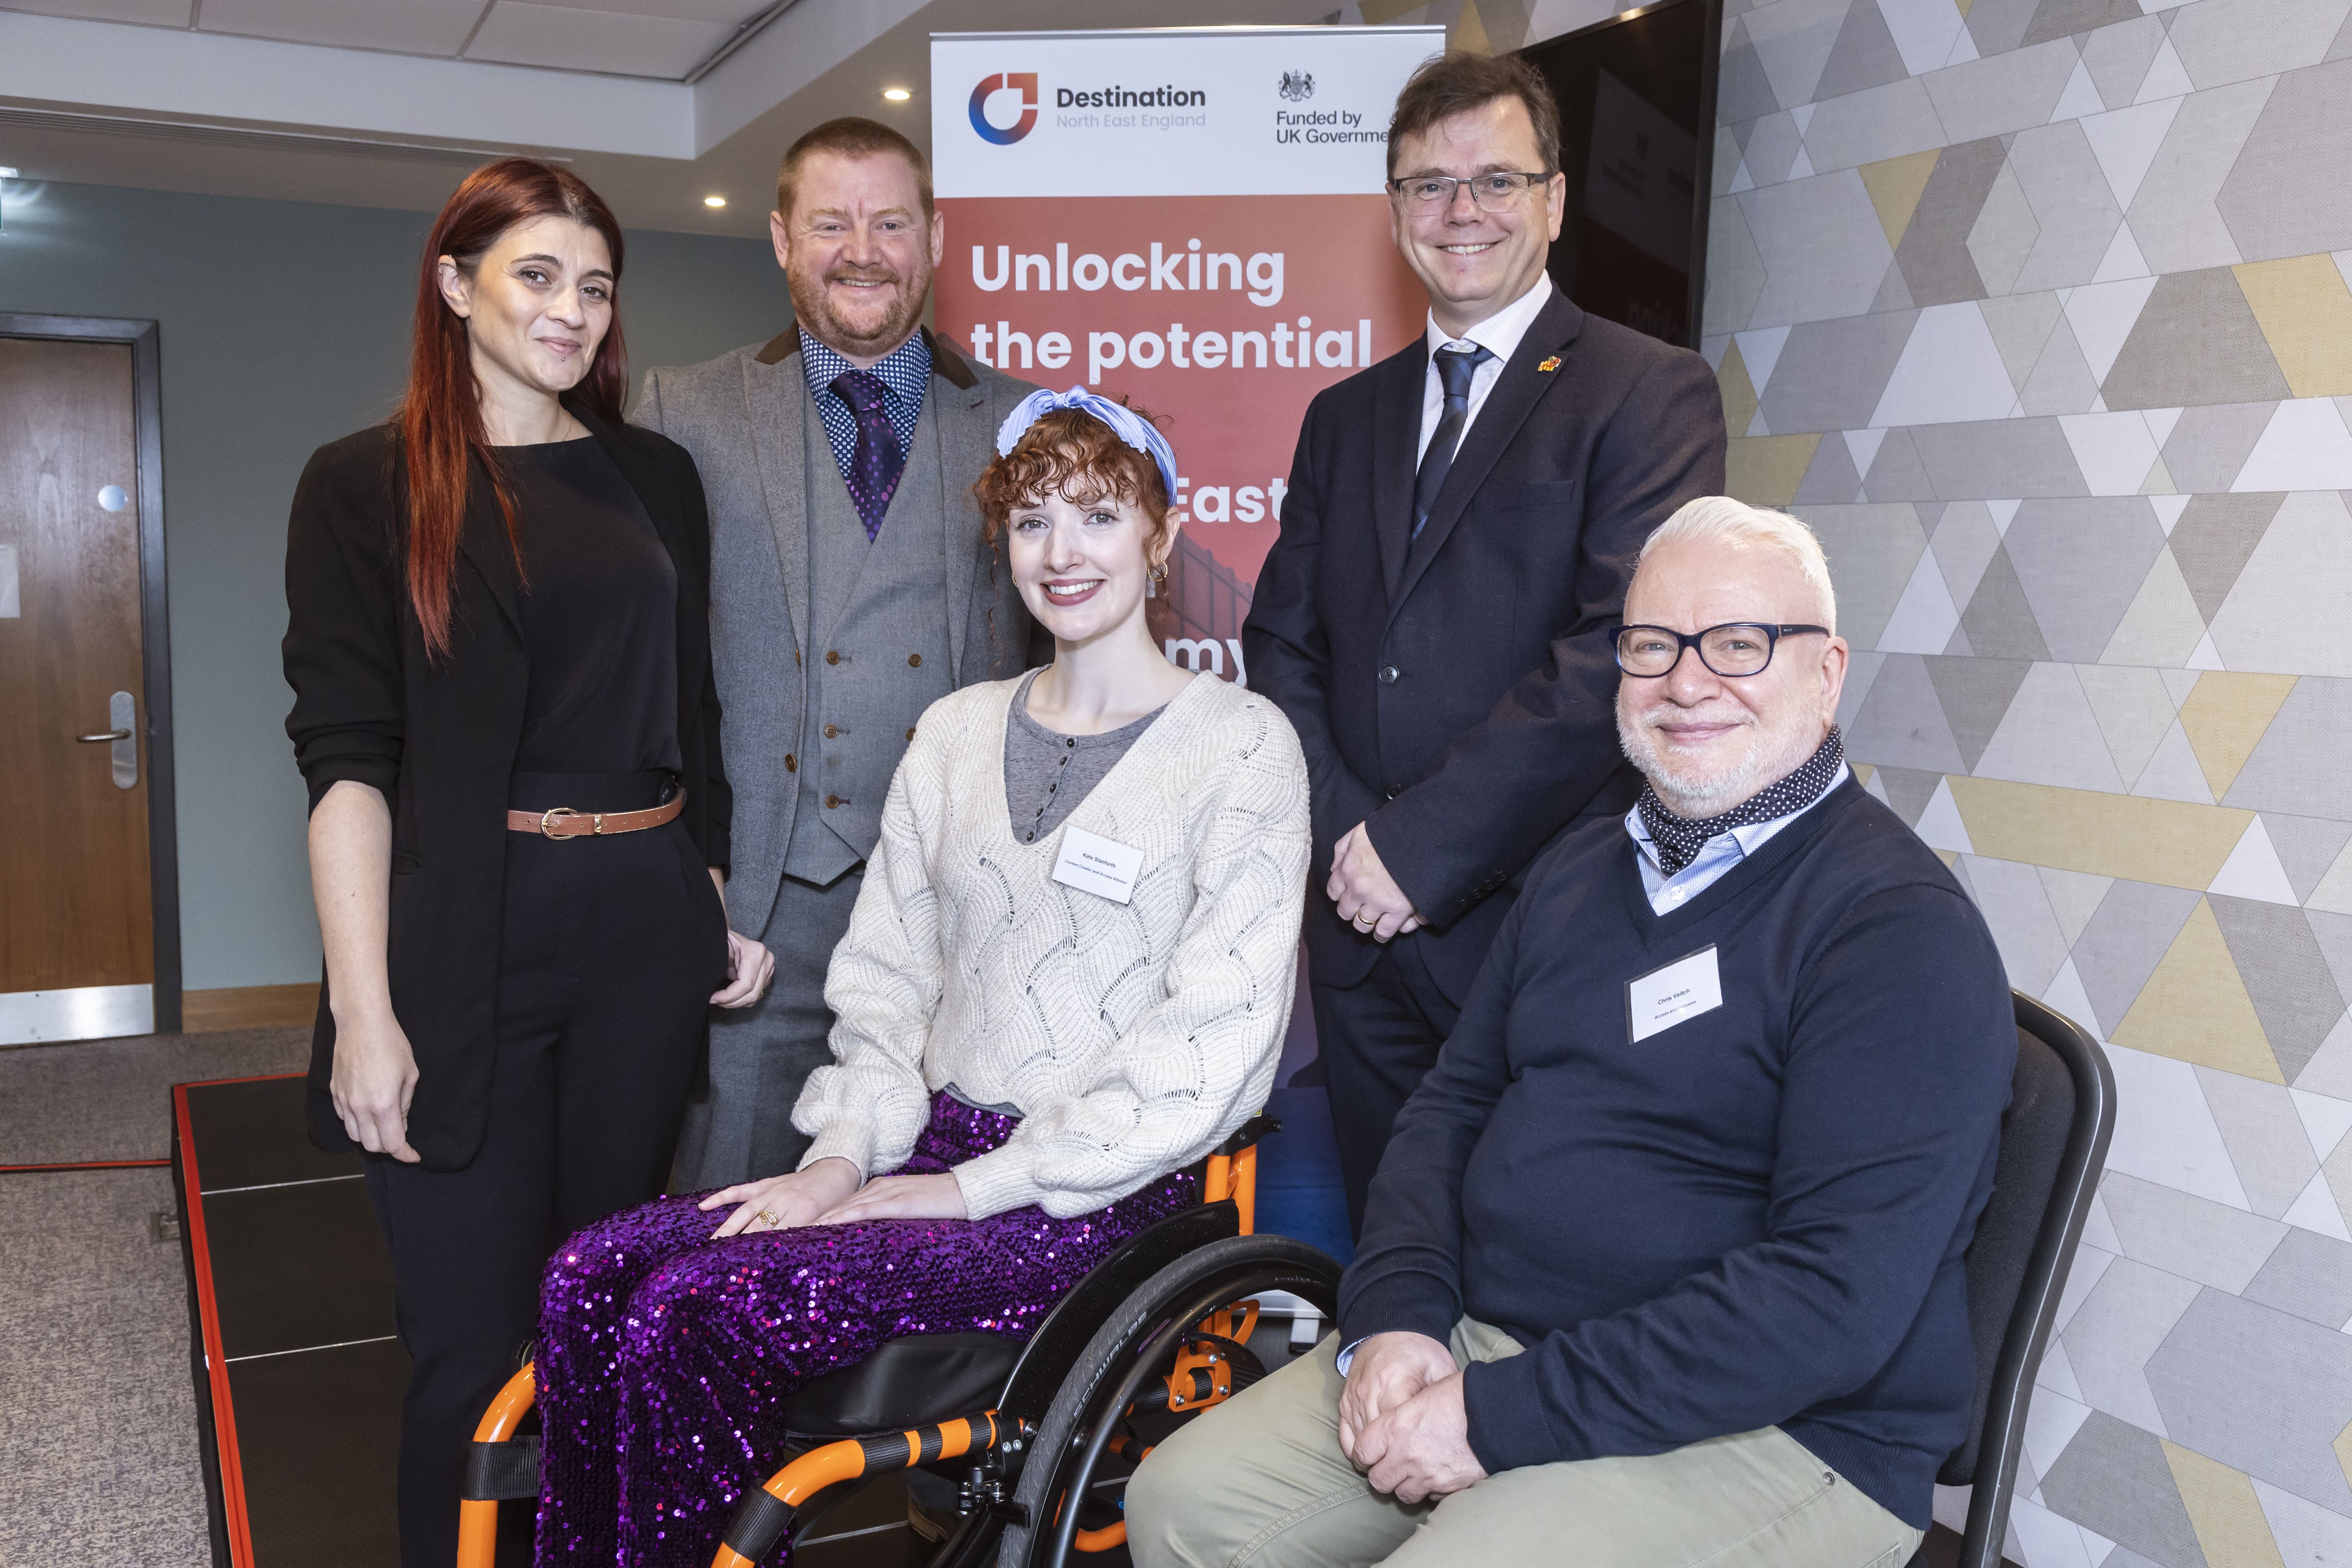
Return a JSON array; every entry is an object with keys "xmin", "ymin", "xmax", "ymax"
[
  {"xmin": 1863, "ymin": 426, "xmax": 1942, "ymax": 500},
  {"xmin": 2159, "ymin": 401, "xmax": 2280, "ymax": 493},
  {"xmin": 1894, "ymin": 136, "xmax": 2009, "ymax": 305},
  {"xmin": 2073, "ymin": 879, "xmax": 2203, "ymax": 1034},
  {"xmin": 1960, "ymin": 547, "xmax": 2058, "ymax": 662},
  {"xmin": 2102, "ymin": 268, "xmax": 2293, "ymax": 410},
  {"xmin": 1813, "ymin": 0, "xmax": 1913, "ymax": 102},
  {"xmin": 1845, "ymin": 652, "xmax": 1970, "ymax": 770},
  {"xmin": 1719, "ymin": 17, "xmax": 1787, "ymax": 125},
  {"xmin": 2038, "ymin": 1410, "xmax": 2213, "ymax": 1568},
  {"xmin": 1982, "ymin": 291, "xmax": 2067, "ymax": 391},
  {"xmin": 1793, "ymin": 433, "xmax": 1865, "ymax": 502},
  {"xmin": 1745, "ymin": 0, "xmax": 1862, "ymax": 119},
  {"xmin": 1802, "ymin": 78, "xmax": 1950, "ymax": 173},
  {"xmin": 1969, "ymin": 0, "xmax": 2045, "ymax": 58},
  {"xmin": 2327, "ymin": 0, "xmax": 2352, "ymax": 59},
  {"xmin": 2004, "ymin": 497, "xmax": 2171, "ymax": 661},
  {"xmin": 2207, "ymin": 896, "xmax": 2349, "ymax": 1082},
  {"xmin": 2166, "ymin": 0, "xmax": 2352, "ymax": 96},
  {"xmin": 1868, "ymin": 254, "xmax": 1919, "ymax": 314},
  {"xmin": 1931, "ymin": 499, "xmax": 2008, "ymax": 606},
  {"xmin": 2263, "ymin": 813, "xmax": 2352, "ymax": 902},
  {"xmin": 2242, "ymin": 1227, "xmax": 2352, "ymax": 1329},
  {"xmin": 1871, "ymin": 763, "xmax": 1950, "ymax": 824},
  {"xmin": 2082, "ymin": 14, "xmax": 2169, "ymax": 108},
  {"xmin": 2103, "ymin": 1169, "xmax": 2289, "ymax": 1290},
  {"xmin": 2213, "ymin": 59, "xmax": 2352, "ymax": 261},
  {"xmin": 2167, "ymin": 492, "xmax": 2286, "ymax": 620},
  {"xmin": 2147, "ymin": 1289, "xmax": 2352, "ymax": 1513},
  {"xmin": 1704, "ymin": 196, "xmax": 1771, "ymax": 335},
  {"xmin": 2195, "ymin": 1068, "xmax": 2322, "ymax": 1220},
  {"xmin": 2023, "ymin": 0, "xmax": 2154, "ymax": 47},
  {"xmin": 2223, "ymin": 678, "xmax": 2352, "ymax": 821},
  {"xmin": 1913, "ymin": 416, "xmax": 2094, "ymax": 497},
  {"xmin": 1738, "ymin": 173, "xmax": 1898, "ymax": 327},
  {"xmin": 1967, "ymin": 159, "xmax": 2046, "ymax": 297},
  {"xmin": 2063, "ymin": 1254, "xmax": 2208, "ymax": 1432},
  {"xmin": 1759, "ymin": 310, "xmax": 1920, "ymax": 432},
  {"xmin": 2019, "ymin": 314, "xmax": 2105, "ymax": 416},
  {"xmin": 2128, "ymin": 75, "xmax": 2277, "ymax": 274},
  {"xmin": 1744, "ymin": 110, "xmax": 1808, "ymax": 186},
  {"xmin": 1925, "ymin": 654, "xmax": 2037, "ymax": 770},
  {"xmin": 2011, "ymin": 119, "xmax": 2132, "ymax": 292},
  {"xmin": 1925, "ymin": 37, "xmax": 2087, "ymax": 143}
]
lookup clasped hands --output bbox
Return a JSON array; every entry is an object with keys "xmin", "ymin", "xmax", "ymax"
[
  {"xmin": 702, "ymin": 1156, "xmax": 969, "ymax": 1238},
  {"xmin": 1336, "ymin": 1331, "xmax": 1489, "ymax": 1505},
  {"xmin": 1329, "ymin": 822, "xmax": 1424, "ymax": 943}
]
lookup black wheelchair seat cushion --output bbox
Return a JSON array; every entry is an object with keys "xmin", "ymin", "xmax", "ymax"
[{"xmin": 785, "ymin": 1332, "xmax": 1024, "ymax": 1440}]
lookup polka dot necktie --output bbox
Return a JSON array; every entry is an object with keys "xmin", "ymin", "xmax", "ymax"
[
  {"xmin": 1413, "ymin": 343, "xmax": 1494, "ymax": 538},
  {"xmin": 1636, "ymin": 727, "xmax": 1848, "ymax": 874},
  {"xmin": 829, "ymin": 369, "xmax": 904, "ymax": 541}
]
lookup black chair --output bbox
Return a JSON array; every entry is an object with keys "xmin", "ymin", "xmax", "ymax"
[{"xmin": 1907, "ymin": 991, "xmax": 2116, "ymax": 1568}]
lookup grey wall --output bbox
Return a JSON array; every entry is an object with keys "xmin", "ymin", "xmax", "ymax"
[{"xmin": 0, "ymin": 178, "xmax": 788, "ymax": 990}]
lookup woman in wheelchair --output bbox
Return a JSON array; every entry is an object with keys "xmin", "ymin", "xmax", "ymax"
[{"xmin": 530, "ymin": 389, "xmax": 1311, "ymax": 1566}]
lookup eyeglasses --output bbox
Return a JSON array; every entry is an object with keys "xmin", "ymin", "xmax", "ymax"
[
  {"xmin": 1612, "ymin": 623, "xmax": 1831, "ymax": 679},
  {"xmin": 1385, "ymin": 172, "xmax": 1551, "ymax": 210}
]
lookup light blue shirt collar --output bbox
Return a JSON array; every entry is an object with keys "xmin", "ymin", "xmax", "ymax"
[{"xmin": 1624, "ymin": 764, "xmax": 1851, "ymax": 916}]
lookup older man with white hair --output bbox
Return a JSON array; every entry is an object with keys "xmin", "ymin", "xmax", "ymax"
[{"xmin": 1129, "ymin": 497, "xmax": 2015, "ymax": 1568}]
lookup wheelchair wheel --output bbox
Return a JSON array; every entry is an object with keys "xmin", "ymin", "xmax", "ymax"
[{"xmin": 997, "ymin": 1233, "xmax": 1342, "ymax": 1568}]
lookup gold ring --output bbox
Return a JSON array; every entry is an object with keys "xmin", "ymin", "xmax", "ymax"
[
  {"xmin": 1354, "ymin": 912, "xmax": 1376, "ymax": 928},
  {"xmin": 757, "ymin": 1210, "xmax": 780, "ymax": 1230}
]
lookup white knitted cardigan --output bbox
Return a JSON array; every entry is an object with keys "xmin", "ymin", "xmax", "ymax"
[{"xmin": 790, "ymin": 671, "xmax": 1311, "ymax": 1220}]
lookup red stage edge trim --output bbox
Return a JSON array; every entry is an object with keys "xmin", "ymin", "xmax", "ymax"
[
  {"xmin": 176, "ymin": 1080, "xmax": 258, "ymax": 1568},
  {"xmin": 0, "ymin": 1159, "xmax": 172, "ymax": 1173}
]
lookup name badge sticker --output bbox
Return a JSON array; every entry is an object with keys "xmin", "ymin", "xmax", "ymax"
[
  {"xmin": 1626, "ymin": 945, "xmax": 1723, "ymax": 1043},
  {"xmin": 1051, "ymin": 824, "xmax": 1146, "ymax": 905}
]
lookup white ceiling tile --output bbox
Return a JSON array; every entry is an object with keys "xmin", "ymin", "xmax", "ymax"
[
  {"xmin": 0, "ymin": 0, "xmax": 193, "ymax": 24},
  {"xmin": 196, "ymin": 0, "xmax": 488, "ymax": 56},
  {"xmin": 465, "ymin": 1, "xmax": 731, "ymax": 79},
  {"xmin": 552, "ymin": 0, "xmax": 770, "ymax": 23}
]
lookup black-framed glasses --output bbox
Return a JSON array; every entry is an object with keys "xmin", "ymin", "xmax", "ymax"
[
  {"xmin": 1385, "ymin": 172, "xmax": 1552, "ymax": 210},
  {"xmin": 1612, "ymin": 623, "xmax": 1831, "ymax": 678}
]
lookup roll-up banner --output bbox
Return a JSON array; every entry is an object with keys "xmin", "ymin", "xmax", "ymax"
[{"xmin": 932, "ymin": 26, "xmax": 1444, "ymax": 683}]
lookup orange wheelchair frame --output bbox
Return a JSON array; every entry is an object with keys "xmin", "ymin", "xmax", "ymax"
[{"xmin": 458, "ymin": 1116, "xmax": 1342, "ymax": 1568}]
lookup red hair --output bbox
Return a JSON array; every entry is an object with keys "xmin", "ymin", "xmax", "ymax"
[{"xmin": 399, "ymin": 158, "xmax": 628, "ymax": 657}]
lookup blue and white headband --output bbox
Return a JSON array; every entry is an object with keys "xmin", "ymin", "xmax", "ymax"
[{"xmin": 994, "ymin": 386, "xmax": 1179, "ymax": 504}]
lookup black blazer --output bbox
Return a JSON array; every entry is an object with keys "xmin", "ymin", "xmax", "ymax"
[
  {"xmin": 282, "ymin": 405, "xmax": 730, "ymax": 1170},
  {"xmin": 1242, "ymin": 291, "xmax": 1725, "ymax": 997}
]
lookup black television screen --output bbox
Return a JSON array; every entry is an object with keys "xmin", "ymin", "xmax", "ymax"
[{"xmin": 1521, "ymin": 0, "xmax": 1721, "ymax": 348}]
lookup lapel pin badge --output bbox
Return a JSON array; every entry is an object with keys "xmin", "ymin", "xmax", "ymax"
[{"xmin": 1537, "ymin": 355, "xmax": 1562, "ymax": 373}]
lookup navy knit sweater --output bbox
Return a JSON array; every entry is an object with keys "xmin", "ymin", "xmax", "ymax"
[{"xmin": 1337, "ymin": 780, "xmax": 2013, "ymax": 1528}]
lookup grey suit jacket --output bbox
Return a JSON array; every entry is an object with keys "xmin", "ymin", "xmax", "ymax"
[{"xmin": 639, "ymin": 325, "xmax": 1042, "ymax": 934}]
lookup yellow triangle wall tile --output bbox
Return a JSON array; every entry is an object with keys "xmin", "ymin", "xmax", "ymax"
[
  {"xmin": 1359, "ymin": 0, "xmax": 1428, "ymax": 23},
  {"xmin": 1945, "ymin": 777, "xmax": 2254, "ymax": 888},
  {"xmin": 1453, "ymin": 0, "xmax": 1493, "ymax": 53},
  {"xmin": 2337, "ymin": 1416, "xmax": 2352, "ymax": 1494},
  {"xmin": 2232, "ymin": 254, "xmax": 2352, "ymax": 399},
  {"xmin": 2178, "ymin": 672, "xmax": 2296, "ymax": 800},
  {"xmin": 1956, "ymin": 0, "xmax": 1975, "ymax": 17},
  {"xmin": 2163, "ymin": 1441, "xmax": 2287, "ymax": 1568},
  {"xmin": 1726, "ymin": 433, "xmax": 1822, "ymax": 507},
  {"xmin": 1719, "ymin": 340, "xmax": 1759, "ymax": 445},
  {"xmin": 2114, "ymin": 899, "xmax": 2284, "ymax": 1083},
  {"xmin": 1860, "ymin": 150, "xmax": 1941, "ymax": 251}
]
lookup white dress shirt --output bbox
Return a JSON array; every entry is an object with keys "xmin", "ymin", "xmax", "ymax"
[
  {"xmin": 1415, "ymin": 272, "xmax": 1556, "ymax": 464},
  {"xmin": 1624, "ymin": 764, "xmax": 1852, "ymax": 916}
]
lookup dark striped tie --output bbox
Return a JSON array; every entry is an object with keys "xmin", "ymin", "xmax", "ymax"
[{"xmin": 1413, "ymin": 343, "xmax": 1493, "ymax": 537}]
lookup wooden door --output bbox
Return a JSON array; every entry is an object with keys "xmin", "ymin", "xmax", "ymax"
[{"xmin": 0, "ymin": 335, "xmax": 155, "ymax": 1042}]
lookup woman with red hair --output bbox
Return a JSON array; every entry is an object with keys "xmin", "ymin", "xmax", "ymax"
[{"xmin": 283, "ymin": 158, "xmax": 772, "ymax": 1566}]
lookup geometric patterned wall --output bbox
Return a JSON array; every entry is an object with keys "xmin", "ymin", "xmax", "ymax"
[{"xmin": 1702, "ymin": 0, "xmax": 2352, "ymax": 1560}]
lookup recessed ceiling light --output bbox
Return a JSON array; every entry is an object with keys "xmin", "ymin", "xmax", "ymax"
[
  {"xmin": 882, "ymin": 87, "xmax": 912, "ymax": 102},
  {"xmin": 703, "ymin": 195, "xmax": 727, "ymax": 208},
  {"xmin": 0, "ymin": 168, "xmax": 17, "ymax": 179}
]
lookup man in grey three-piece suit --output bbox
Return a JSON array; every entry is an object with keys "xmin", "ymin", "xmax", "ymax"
[{"xmin": 639, "ymin": 117, "xmax": 1041, "ymax": 1189}]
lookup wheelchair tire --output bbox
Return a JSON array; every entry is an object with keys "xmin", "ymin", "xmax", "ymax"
[{"xmin": 996, "ymin": 1233, "xmax": 1343, "ymax": 1568}]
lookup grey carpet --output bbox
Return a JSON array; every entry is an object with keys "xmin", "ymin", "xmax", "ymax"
[
  {"xmin": 0, "ymin": 1167, "xmax": 210, "ymax": 1568},
  {"xmin": 0, "ymin": 1026, "xmax": 309, "ymax": 1166}
]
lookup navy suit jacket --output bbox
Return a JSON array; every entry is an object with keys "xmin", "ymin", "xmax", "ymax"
[{"xmin": 1242, "ymin": 290, "xmax": 1727, "ymax": 996}]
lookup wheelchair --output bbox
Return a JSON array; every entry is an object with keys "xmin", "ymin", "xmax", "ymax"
[{"xmin": 457, "ymin": 1115, "xmax": 1343, "ymax": 1568}]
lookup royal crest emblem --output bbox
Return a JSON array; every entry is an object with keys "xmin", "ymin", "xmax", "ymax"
[{"xmin": 1278, "ymin": 70, "xmax": 1315, "ymax": 101}]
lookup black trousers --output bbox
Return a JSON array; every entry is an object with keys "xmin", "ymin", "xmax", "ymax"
[
  {"xmin": 1311, "ymin": 936, "xmax": 1465, "ymax": 1239},
  {"xmin": 363, "ymin": 791, "xmax": 728, "ymax": 1568}
]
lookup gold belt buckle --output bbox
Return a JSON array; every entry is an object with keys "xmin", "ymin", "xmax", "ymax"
[{"xmin": 540, "ymin": 806, "xmax": 582, "ymax": 839}]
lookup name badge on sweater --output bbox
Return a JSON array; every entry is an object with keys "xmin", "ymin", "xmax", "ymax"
[
  {"xmin": 1626, "ymin": 945, "xmax": 1722, "ymax": 1042},
  {"xmin": 1052, "ymin": 825, "xmax": 1145, "ymax": 904}
]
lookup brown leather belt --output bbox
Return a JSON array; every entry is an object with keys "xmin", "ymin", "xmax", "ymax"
[{"xmin": 506, "ymin": 791, "xmax": 684, "ymax": 839}]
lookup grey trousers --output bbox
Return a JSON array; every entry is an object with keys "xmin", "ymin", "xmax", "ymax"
[
  {"xmin": 669, "ymin": 865, "xmax": 863, "ymax": 1191},
  {"xmin": 1126, "ymin": 1322, "xmax": 1924, "ymax": 1568}
]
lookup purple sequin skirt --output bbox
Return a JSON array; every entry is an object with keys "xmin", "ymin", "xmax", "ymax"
[{"xmin": 533, "ymin": 1093, "xmax": 1198, "ymax": 1567}]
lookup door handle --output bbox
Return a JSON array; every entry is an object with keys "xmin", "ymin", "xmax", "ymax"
[{"xmin": 81, "ymin": 692, "xmax": 139, "ymax": 788}]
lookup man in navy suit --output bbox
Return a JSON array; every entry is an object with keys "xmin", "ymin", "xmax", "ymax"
[{"xmin": 1243, "ymin": 50, "xmax": 1727, "ymax": 1233}]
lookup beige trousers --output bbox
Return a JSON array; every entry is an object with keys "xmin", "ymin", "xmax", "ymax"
[{"xmin": 1125, "ymin": 1321, "xmax": 1924, "ymax": 1568}]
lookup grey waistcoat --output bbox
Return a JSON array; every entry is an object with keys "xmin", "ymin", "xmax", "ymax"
[{"xmin": 784, "ymin": 389, "xmax": 956, "ymax": 883}]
